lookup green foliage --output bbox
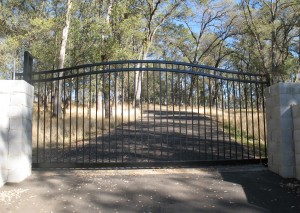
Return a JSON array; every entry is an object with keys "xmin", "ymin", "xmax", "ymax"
[{"xmin": 0, "ymin": 0, "xmax": 299, "ymax": 82}]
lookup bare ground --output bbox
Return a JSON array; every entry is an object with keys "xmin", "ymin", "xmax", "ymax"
[{"xmin": 1, "ymin": 165, "xmax": 300, "ymax": 213}]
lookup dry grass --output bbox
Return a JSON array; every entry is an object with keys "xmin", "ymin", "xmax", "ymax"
[
  {"xmin": 197, "ymin": 106, "xmax": 265, "ymax": 145},
  {"xmin": 32, "ymin": 102, "xmax": 265, "ymax": 149},
  {"xmin": 32, "ymin": 103, "xmax": 140, "ymax": 149},
  {"xmin": 143, "ymin": 104, "xmax": 265, "ymax": 144}
]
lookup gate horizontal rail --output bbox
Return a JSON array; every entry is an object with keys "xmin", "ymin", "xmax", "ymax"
[{"xmin": 32, "ymin": 159, "xmax": 267, "ymax": 169}]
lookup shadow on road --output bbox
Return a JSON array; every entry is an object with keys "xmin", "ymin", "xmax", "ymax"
[
  {"xmin": 218, "ymin": 166, "xmax": 300, "ymax": 213},
  {"xmin": 2, "ymin": 166, "xmax": 300, "ymax": 213},
  {"xmin": 33, "ymin": 109, "xmax": 262, "ymax": 165}
]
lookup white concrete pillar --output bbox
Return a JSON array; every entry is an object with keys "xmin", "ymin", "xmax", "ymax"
[
  {"xmin": 291, "ymin": 105, "xmax": 300, "ymax": 180},
  {"xmin": 265, "ymin": 83, "xmax": 300, "ymax": 178},
  {"xmin": 0, "ymin": 80, "xmax": 33, "ymax": 187}
]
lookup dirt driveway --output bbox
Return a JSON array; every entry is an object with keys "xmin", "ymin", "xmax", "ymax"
[
  {"xmin": 1, "ymin": 165, "xmax": 300, "ymax": 213},
  {"xmin": 34, "ymin": 109, "xmax": 262, "ymax": 165}
]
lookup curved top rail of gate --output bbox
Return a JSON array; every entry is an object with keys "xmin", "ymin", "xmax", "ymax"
[{"xmin": 29, "ymin": 60, "xmax": 270, "ymax": 85}]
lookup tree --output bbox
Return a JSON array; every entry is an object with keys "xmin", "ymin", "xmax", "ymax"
[
  {"xmin": 235, "ymin": 0, "xmax": 300, "ymax": 82},
  {"xmin": 1, "ymin": 0, "xmax": 300, "ymax": 87},
  {"xmin": 162, "ymin": 0, "xmax": 237, "ymax": 105},
  {"xmin": 53, "ymin": 0, "xmax": 72, "ymax": 117},
  {"xmin": 133, "ymin": 0, "xmax": 184, "ymax": 108}
]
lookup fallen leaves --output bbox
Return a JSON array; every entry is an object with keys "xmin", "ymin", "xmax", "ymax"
[
  {"xmin": 0, "ymin": 188, "xmax": 28, "ymax": 204},
  {"xmin": 280, "ymin": 179, "xmax": 300, "ymax": 196}
]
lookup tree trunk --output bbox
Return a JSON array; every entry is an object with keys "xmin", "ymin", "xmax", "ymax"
[
  {"xmin": 106, "ymin": 0, "xmax": 114, "ymax": 24},
  {"xmin": 134, "ymin": 44, "xmax": 149, "ymax": 108},
  {"xmin": 97, "ymin": 92, "xmax": 103, "ymax": 114},
  {"xmin": 99, "ymin": 0, "xmax": 114, "ymax": 118},
  {"xmin": 132, "ymin": 1, "xmax": 182, "ymax": 108},
  {"xmin": 188, "ymin": 76, "xmax": 196, "ymax": 106},
  {"xmin": 104, "ymin": 89, "xmax": 110, "ymax": 118},
  {"xmin": 53, "ymin": 0, "xmax": 72, "ymax": 117},
  {"xmin": 102, "ymin": 72, "xmax": 111, "ymax": 118},
  {"xmin": 134, "ymin": 68, "xmax": 143, "ymax": 108}
]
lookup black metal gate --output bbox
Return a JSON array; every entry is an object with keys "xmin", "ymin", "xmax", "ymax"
[{"xmin": 22, "ymin": 56, "xmax": 269, "ymax": 168}]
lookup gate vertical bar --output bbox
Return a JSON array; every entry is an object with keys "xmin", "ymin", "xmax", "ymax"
[
  {"xmin": 108, "ymin": 71, "xmax": 111, "ymax": 163},
  {"xmin": 226, "ymin": 80, "xmax": 231, "ymax": 159},
  {"xmin": 127, "ymin": 68, "xmax": 130, "ymax": 161},
  {"xmin": 140, "ymin": 64, "xmax": 144, "ymax": 161},
  {"xmin": 63, "ymin": 78, "xmax": 66, "ymax": 162},
  {"xmin": 172, "ymin": 69, "xmax": 175, "ymax": 160},
  {"xmin": 191, "ymin": 72, "xmax": 195, "ymax": 160},
  {"xmin": 121, "ymin": 69, "xmax": 124, "ymax": 162},
  {"xmin": 159, "ymin": 66, "xmax": 163, "ymax": 159},
  {"xmin": 82, "ymin": 74, "xmax": 85, "ymax": 162},
  {"xmin": 178, "ymin": 72, "xmax": 182, "ymax": 160},
  {"xmin": 69, "ymin": 78, "xmax": 72, "ymax": 162},
  {"xmin": 233, "ymin": 81, "xmax": 238, "ymax": 159},
  {"xmin": 250, "ymin": 81, "xmax": 255, "ymax": 158},
  {"xmin": 89, "ymin": 67, "xmax": 92, "ymax": 163},
  {"xmin": 197, "ymin": 76, "xmax": 201, "ymax": 159},
  {"xmin": 43, "ymin": 75, "xmax": 46, "ymax": 162},
  {"xmin": 95, "ymin": 73, "xmax": 98, "ymax": 163},
  {"xmin": 244, "ymin": 75, "xmax": 250, "ymax": 159},
  {"xmin": 75, "ymin": 71, "xmax": 79, "ymax": 162},
  {"xmin": 202, "ymin": 75, "xmax": 207, "ymax": 160},
  {"xmin": 166, "ymin": 68, "xmax": 169, "ymax": 159},
  {"xmin": 255, "ymin": 77, "xmax": 261, "ymax": 159},
  {"xmin": 114, "ymin": 69, "xmax": 118, "ymax": 163},
  {"xmin": 238, "ymin": 76, "xmax": 244, "ymax": 159},
  {"xmin": 184, "ymin": 72, "xmax": 188, "ymax": 160},
  {"xmin": 37, "ymin": 75, "xmax": 40, "ymax": 162},
  {"xmin": 133, "ymin": 69, "xmax": 137, "ymax": 161},
  {"xmin": 213, "ymin": 75, "xmax": 218, "ymax": 159},
  {"xmin": 208, "ymin": 77, "xmax": 213, "ymax": 159},
  {"xmin": 215, "ymin": 75, "xmax": 219, "ymax": 160},
  {"xmin": 50, "ymin": 72, "xmax": 54, "ymax": 163},
  {"xmin": 262, "ymin": 76, "xmax": 267, "ymax": 158},
  {"xmin": 146, "ymin": 68, "xmax": 150, "ymax": 161},
  {"xmin": 221, "ymin": 79, "xmax": 225, "ymax": 159},
  {"xmin": 102, "ymin": 71, "xmax": 105, "ymax": 162},
  {"xmin": 56, "ymin": 77, "xmax": 59, "ymax": 162},
  {"xmin": 153, "ymin": 70, "xmax": 156, "ymax": 159}
]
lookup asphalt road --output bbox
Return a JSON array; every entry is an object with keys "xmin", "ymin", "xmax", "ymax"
[{"xmin": 1, "ymin": 164, "xmax": 300, "ymax": 213}]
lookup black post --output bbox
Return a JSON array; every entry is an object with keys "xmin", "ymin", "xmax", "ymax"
[
  {"xmin": 23, "ymin": 51, "xmax": 33, "ymax": 84},
  {"xmin": 266, "ymin": 72, "xmax": 271, "ymax": 87}
]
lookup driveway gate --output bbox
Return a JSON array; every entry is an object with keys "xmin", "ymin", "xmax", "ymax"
[{"xmin": 21, "ymin": 54, "xmax": 270, "ymax": 168}]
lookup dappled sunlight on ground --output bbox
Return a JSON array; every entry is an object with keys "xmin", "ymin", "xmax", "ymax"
[{"xmin": 1, "ymin": 165, "xmax": 300, "ymax": 213}]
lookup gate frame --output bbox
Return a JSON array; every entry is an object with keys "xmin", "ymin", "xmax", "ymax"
[{"xmin": 20, "ymin": 52, "xmax": 269, "ymax": 168}]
